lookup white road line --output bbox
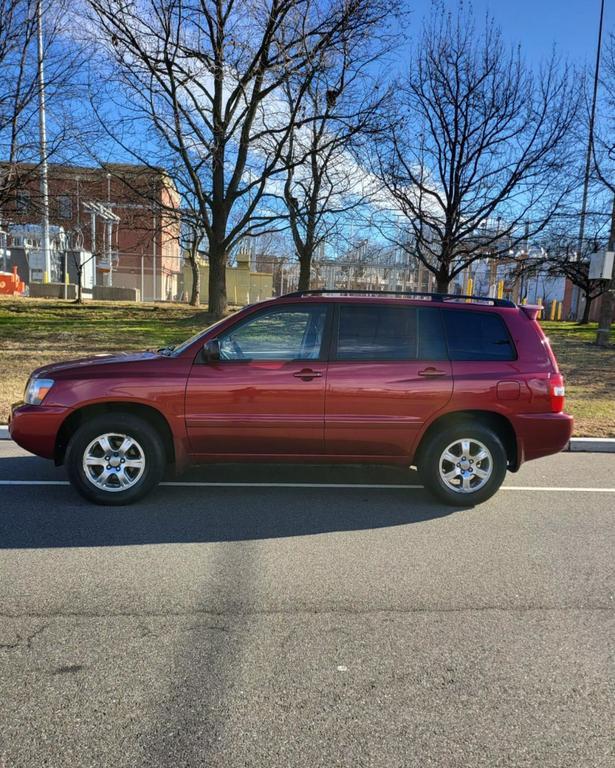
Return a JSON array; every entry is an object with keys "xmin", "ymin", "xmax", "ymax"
[
  {"xmin": 500, "ymin": 486, "xmax": 615, "ymax": 493},
  {"xmin": 0, "ymin": 480, "xmax": 69, "ymax": 485},
  {"xmin": 0, "ymin": 480, "xmax": 614, "ymax": 492},
  {"xmin": 161, "ymin": 481, "xmax": 423, "ymax": 489}
]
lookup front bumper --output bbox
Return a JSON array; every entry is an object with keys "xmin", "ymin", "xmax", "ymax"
[
  {"xmin": 514, "ymin": 412, "xmax": 574, "ymax": 466},
  {"xmin": 9, "ymin": 402, "xmax": 70, "ymax": 460}
]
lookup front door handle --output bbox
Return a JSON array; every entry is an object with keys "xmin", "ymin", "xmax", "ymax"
[
  {"xmin": 293, "ymin": 368, "xmax": 323, "ymax": 381},
  {"xmin": 418, "ymin": 367, "xmax": 447, "ymax": 378}
]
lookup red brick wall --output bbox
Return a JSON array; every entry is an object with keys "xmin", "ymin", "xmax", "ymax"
[{"xmin": 2, "ymin": 163, "xmax": 181, "ymax": 292}]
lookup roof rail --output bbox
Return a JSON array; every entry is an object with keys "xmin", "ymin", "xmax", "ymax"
[{"xmin": 282, "ymin": 289, "xmax": 516, "ymax": 308}]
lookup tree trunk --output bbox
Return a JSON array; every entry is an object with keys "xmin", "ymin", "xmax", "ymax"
[
  {"xmin": 579, "ymin": 294, "xmax": 592, "ymax": 324},
  {"xmin": 208, "ymin": 246, "xmax": 227, "ymax": 318},
  {"xmin": 75, "ymin": 267, "xmax": 83, "ymax": 304},
  {"xmin": 298, "ymin": 252, "xmax": 312, "ymax": 292},
  {"xmin": 188, "ymin": 249, "xmax": 200, "ymax": 307},
  {"xmin": 435, "ymin": 274, "xmax": 449, "ymax": 294}
]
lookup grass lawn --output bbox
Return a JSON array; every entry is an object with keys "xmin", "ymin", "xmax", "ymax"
[
  {"xmin": 541, "ymin": 321, "xmax": 615, "ymax": 438},
  {"xmin": 0, "ymin": 298, "xmax": 613, "ymax": 436}
]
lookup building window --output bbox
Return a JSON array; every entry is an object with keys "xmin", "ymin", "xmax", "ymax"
[
  {"xmin": 16, "ymin": 190, "xmax": 31, "ymax": 214},
  {"xmin": 57, "ymin": 194, "xmax": 72, "ymax": 219}
]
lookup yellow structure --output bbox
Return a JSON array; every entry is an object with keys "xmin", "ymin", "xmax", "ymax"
[
  {"xmin": 465, "ymin": 277, "xmax": 473, "ymax": 300},
  {"xmin": 183, "ymin": 250, "xmax": 273, "ymax": 306}
]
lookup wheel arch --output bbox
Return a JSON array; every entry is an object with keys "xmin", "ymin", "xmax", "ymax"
[
  {"xmin": 414, "ymin": 410, "xmax": 518, "ymax": 471},
  {"xmin": 55, "ymin": 402, "xmax": 176, "ymax": 466}
]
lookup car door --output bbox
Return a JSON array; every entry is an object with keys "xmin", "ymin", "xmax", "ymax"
[
  {"xmin": 324, "ymin": 303, "xmax": 453, "ymax": 457},
  {"xmin": 185, "ymin": 303, "xmax": 331, "ymax": 456}
]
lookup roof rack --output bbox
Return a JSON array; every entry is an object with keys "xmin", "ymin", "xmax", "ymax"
[{"xmin": 282, "ymin": 289, "xmax": 515, "ymax": 308}]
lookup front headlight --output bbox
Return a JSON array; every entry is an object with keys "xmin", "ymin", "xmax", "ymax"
[{"xmin": 24, "ymin": 378, "xmax": 54, "ymax": 405}]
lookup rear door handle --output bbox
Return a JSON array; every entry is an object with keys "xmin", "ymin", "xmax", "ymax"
[
  {"xmin": 418, "ymin": 367, "xmax": 447, "ymax": 378},
  {"xmin": 293, "ymin": 368, "xmax": 323, "ymax": 381}
]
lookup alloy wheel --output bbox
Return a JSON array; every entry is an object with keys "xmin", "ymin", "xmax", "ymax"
[
  {"xmin": 438, "ymin": 438, "xmax": 493, "ymax": 494},
  {"xmin": 82, "ymin": 433, "xmax": 146, "ymax": 492}
]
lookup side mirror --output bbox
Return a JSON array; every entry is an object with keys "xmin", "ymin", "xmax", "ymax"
[{"xmin": 202, "ymin": 338, "xmax": 220, "ymax": 362}]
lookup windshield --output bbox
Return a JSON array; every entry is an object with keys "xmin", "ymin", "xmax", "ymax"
[{"xmin": 169, "ymin": 316, "xmax": 230, "ymax": 356}]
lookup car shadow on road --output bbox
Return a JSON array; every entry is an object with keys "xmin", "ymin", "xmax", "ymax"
[{"xmin": 0, "ymin": 459, "xmax": 466, "ymax": 549}]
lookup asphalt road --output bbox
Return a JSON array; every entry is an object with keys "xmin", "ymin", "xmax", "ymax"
[{"xmin": 0, "ymin": 442, "xmax": 614, "ymax": 768}]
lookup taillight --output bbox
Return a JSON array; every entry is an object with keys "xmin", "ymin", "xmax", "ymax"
[{"xmin": 549, "ymin": 374, "xmax": 565, "ymax": 413}]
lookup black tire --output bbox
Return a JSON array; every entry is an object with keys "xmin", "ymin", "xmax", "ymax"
[
  {"xmin": 418, "ymin": 422, "xmax": 507, "ymax": 507},
  {"xmin": 65, "ymin": 413, "xmax": 165, "ymax": 505}
]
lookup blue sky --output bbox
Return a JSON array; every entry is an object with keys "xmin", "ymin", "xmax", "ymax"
[{"xmin": 403, "ymin": 0, "xmax": 613, "ymax": 67}]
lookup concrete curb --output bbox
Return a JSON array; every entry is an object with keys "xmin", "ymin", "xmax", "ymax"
[
  {"xmin": 1, "ymin": 426, "xmax": 614, "ymax": 452},
  {"xmin": 566, "ymin": 437, "xmax": 615, "ymax": 453}
]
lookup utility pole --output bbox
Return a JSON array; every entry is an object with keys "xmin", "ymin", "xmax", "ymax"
[
  {"xmin": 36, "ymin": 0, "xmax": 51, "ymax": 284},
  {"xmin": 576, "ymin": 0, "xmax": 605, "ymax": 319},
  {"xmin": 595, "ymin": 196, "xmax": 615, "ymax": 347},
  {"xmin": 107, "ymin": 173, "xmax": 112, "ymax": 287},
  {"xmin": 152, "ymin": 209, "xmax": 157, "ymax": 302}
]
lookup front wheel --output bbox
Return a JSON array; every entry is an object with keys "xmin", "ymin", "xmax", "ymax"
[
  {"xmin": 65, "ymin": 414, "xmax": 165, "ymax": 505},
  {"xmin": 419, "ymin": 424, "xmax": 508, "ymax": 507}
]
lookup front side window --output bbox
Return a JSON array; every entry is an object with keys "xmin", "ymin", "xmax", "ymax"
[
  {"xmin": 443, "ymin": 309, "xmax": 516, "ymax": 361},
  {"xmin": 335, "ymin": 305, "xmax": 447, "ymax": 361},
  {"xmin": 218, "ymin": 305, "xmax": 327, "ymax": 361}
]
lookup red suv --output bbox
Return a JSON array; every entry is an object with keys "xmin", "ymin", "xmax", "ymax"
[{"xmin": 9, "ymin": 291, "xmax": 572, "ymax": 506}]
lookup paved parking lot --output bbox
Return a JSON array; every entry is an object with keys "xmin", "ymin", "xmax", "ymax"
[{"xmin": 0, "ymin": 442, "xmax": 613, "ymax": 767}]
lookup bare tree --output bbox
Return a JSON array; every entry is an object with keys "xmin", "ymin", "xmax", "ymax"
[
  {"xmin": 0, "ymin": 0, "xmax": 40, "ymax": 211},
  {"xmin": 0, "ymin": 0, "xmax": 87, "ymax": 215},
  {"xmin": 520, "ymin": 240, "xmax": 609, "ymax": 324},
  {"xmin": 84, "ymin": 0, "xmax": 388, "ymax": 317},
  {"xmin": 180, "ymin": 203, "xmax": 205, "ymax": 307},
  {"xmin": 594, "ymin": 33, "xmax": 615, "ymax": 193},
  {"xmin": 279, "ymin": 13, "xmax": 395, "ymax": 291},
  {"xmin": 552, "ymin": 252, "xmax": 609, "ymax": 324},
  {"xmin": 370, "ymin": 2, "xmax": 579, "ymax": 293}
]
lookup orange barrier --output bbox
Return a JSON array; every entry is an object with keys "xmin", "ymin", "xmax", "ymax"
[{"xmin": 0, "ymin": 266, "xmax": 25, "ymax": 296}]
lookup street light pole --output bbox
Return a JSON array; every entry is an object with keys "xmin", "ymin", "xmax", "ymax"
[{"xmin": 36, "ymin": 0, "xmax": 51, "ymax": 284}]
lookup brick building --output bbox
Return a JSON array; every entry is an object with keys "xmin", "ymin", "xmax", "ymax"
[{"xmin": 0, "ymin": 162, "xmax": 182, "ymax": 300}]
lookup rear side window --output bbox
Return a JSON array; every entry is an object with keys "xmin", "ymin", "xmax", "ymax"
[
  {"xmin": 335, "ymin": 305, "xmax": 447, "ymax": 361},
  {"xmin": 443, "ymin": 310, "xmax": 516, "ymax": 361}
]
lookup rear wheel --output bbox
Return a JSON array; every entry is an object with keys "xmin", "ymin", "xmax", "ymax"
[
  {"xmin": 419, "ymin": 423, "xmax": 507, "ymax": 506},
  {"xmin": 65, "ymin": 414, "xmax": 165, "ymax": 505}
]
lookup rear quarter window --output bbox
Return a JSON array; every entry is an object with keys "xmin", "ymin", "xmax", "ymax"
[{"xmin": 443, "ymin": 309, "xmax": 516, "ymax": 361}]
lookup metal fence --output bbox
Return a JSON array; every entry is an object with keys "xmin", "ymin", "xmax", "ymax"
[{"xmin": 10, "ymin": 248, "xmax": 570, "ymax": 310}]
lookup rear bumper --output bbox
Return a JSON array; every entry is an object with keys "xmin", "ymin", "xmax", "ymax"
[
  {"xmin": 8, "ymin": 402, "xmax": 70, "ymax": 459},
  {"xmin": 514, "ymin": 412, "xmax": 574, "ymax": 467}
]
